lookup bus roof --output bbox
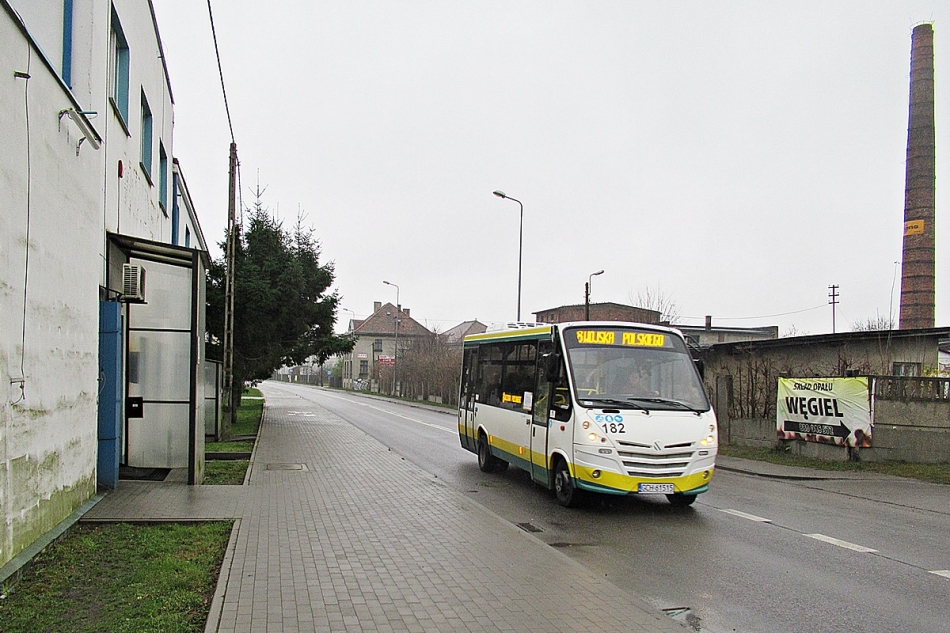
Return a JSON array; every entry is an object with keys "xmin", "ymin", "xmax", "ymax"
[
  {"xmin": 463, "ymin": 321, "xmax": 684, "ymax": 346},
  {"xmin": 463, "ymin": 324, "xmax": 555, "ymax": 345}
]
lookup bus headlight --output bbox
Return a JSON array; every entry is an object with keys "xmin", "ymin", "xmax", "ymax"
[
  {"xmin": 587, "ymin": 432, "xmax": 599, "ymax": 442},
  {"xmin": 699, "ymin": 434, "xmax": 716, "ymax": 446}
]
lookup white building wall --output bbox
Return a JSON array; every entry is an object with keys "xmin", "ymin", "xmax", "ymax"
[
  {"xmin": 1, "ymin": 0, "xmax": 207, "ymax": 570},
  {"xmin": 101, "ymin": 0, "xmax": 175, "ymax": 252},
  {"xmin": 1, "ymin": 7, "xmax": 101, "ymax": 567},
  {"xmin": 5, "ymin": 2, "xmax": 65, "ymax": 72},
  {"xmin": 174, "ymin": 162, "xmax": 209, "ymax": 252}
]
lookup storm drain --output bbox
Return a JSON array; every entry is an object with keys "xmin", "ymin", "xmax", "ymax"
[
  {"xmin": 266, "ymin": 463, "xmax": 308, "ymax": 471},
  {"xmin": 516, "ymin": 522, "xmax": 543, "ymax": 533},
  {"xmin": 662, "ymin": 607, "xmax": 703, "ymax": 632}
]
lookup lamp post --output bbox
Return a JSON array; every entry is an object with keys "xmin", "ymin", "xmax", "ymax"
[
  {"xmin": 493, "ymin": 190, "xmax": 523, "ymax": 321},
  {"xmin": 383, "ymin": 280, "xmax": 400, "ymax": 396},
  {"xmin": 585, "ymin": 270, "xmax": 604, "ymax": 320}
]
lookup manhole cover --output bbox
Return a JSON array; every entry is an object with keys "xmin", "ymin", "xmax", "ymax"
[{"xmin": 266, "ymin": 463, "xmax": 308, "ymax": 471}]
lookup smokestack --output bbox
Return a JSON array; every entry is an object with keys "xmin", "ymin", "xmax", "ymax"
[{"xmin": 899, "ymin": 23, "xmax": 936, "ymax": 330}]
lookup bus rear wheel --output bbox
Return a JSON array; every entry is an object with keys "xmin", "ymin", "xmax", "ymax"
[
  {"xmin": 666, "ymin": 493, "xmax": 697, "ymax": 507},
  {"xmin": 553, "ymin": 459, "xmax": 582, "ymax": 507}
]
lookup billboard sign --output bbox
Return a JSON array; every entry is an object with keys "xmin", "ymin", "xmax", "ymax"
[{"xmin": 776, "ymin": 377, "xmax": 872, "ymax": 447}]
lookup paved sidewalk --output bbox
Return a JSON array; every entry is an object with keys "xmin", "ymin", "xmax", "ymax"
[{"xmin": 84, "ymin": 382, "xmax": 688, "ymax": 632}]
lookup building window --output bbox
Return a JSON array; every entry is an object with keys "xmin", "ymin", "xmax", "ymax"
[
  {"xmin": 359, "ymin": 360, "xmax": 368, "ymax": 378},
  {"xmin": 110, "ymin": 8, "xmax": 129, "ymax": 125},
  {"xmin": 140, "ymin": 91, "xmax": 152, "ymax": 179},
  {"xmin": 892, "ymin": 362, "xmax": 921, "ymax": 377},
  {"xmin": 158, "ymin": 143, "xmax": 168, "ymax": 213},
  {"xmin": 373, "ymin": 339, "xmax": 383, "ymax": 352}
]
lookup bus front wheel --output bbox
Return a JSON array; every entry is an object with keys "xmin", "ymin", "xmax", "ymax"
[
  {"xmin": 477, "ymin": 435, "xmax": 503, "ymax": 473},
  {"xmin": 666, "ymin": 493, "xmax": 697, "ymax": 507},
  {"xmin": 553, "ymin": 460, "xmax": 581, "ymax": 507}
]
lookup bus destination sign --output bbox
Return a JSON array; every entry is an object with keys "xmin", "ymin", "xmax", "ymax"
[{"xmin": 574, "ymin": 330, "xmax": 666, "ymax": 348}]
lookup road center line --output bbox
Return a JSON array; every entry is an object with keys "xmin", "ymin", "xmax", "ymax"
[
  {"xmin": 929, "ymin": 570, "xmax": 950, "ymax": 580},
  {"xmin": 719, "ymin": 509, "xmax": 772, "ymax": 523},
  {"xmin": 804, "ymin": 533, "xmax": 877, "ymax": 553},
  {"xmin": 317, "ymin": 390, "xmax": 455, "ymax": 434}
]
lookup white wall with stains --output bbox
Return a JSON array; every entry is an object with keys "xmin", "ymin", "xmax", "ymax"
[{"xmin": 1, "ymin": 0, "xmax": 189, "ymax": 569}]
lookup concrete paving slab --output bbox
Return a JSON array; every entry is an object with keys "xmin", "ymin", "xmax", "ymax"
[{"xmin": 86, "ymin": 383, "xmax": 689, "ymax": 632}]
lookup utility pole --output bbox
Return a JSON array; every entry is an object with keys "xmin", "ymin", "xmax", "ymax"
[
  {"xmin": 828, "ymin": 284, "xmax": 839, "ymax": 334},
  {"xmin": 222, "ymin": 142, "xmax": 238, "ymax": 439}
]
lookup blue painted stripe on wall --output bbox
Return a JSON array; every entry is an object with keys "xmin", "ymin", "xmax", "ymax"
[
  {"xmin": 171, "ymin": 172, "xmax": 180, "ymax": 245},
  {"xmin": 61, "ymin": 0, "xmax": 73, "ymax": 87}
]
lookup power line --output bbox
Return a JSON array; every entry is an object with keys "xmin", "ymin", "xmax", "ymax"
[
  {"xmin": 206, "ymin": 0, "xmax": 234, "ymax": 143},
  {"xmin": 678, "ymin": 304, "xmax": 828, "ymax": 323}
]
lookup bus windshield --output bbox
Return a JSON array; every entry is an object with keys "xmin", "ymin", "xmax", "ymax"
[{"xmin": 563, "ymin": 326, "xmax": 710, "ymax": 411}]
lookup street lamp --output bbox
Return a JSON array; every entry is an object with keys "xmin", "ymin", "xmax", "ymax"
[
  {"xmin": 493, "ymin": 190, "xmax": 524, "ymax": 322},
  {"xmin": 585, "ymin": 270, "xmax": 604, "ymax": 320},
  {"xmin": 383, "ymin": 280, "xmax": 400, "ymax": 396}
]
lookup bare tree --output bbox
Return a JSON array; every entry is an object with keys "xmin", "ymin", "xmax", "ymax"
[
  {"xmin": 629, "ymin": 284, "xmax": 680, "ymax": 324},
  {"xmin": 851, "ymin": 313, "xmax": 895, "ymax": 332},
  {"xmin": 391, "ymin": 327, "xmax": 463, "ymax": 405},
  {"xmin": 781, "ymin": 325, "xmax": 807, "ymax": 338}
]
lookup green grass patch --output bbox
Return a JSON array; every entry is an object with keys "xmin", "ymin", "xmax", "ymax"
[
  {"xmin": 204, "ymin": 440, "xmax": 254, "ymax": 453},
  {"xmin": 0, "ymin": 521, "xmax": 232, "ymax": 633},
  {"xmin": 203, "ymin": 390, "xmax": 260, "ymax": 486},
  {"xmin": 719, "ymin": 444, "xmax": 950, "ymax": 485},
  {"xmin": 203, "ymin": 460, "xmax": 249, "ymax": 485},
  {"xmin": 230, "ymin": 395, "xmax": 263, "ymax": 437}
]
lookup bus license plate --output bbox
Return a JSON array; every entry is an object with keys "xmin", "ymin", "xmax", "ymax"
[{"xmin": 639, "ymin": 483, "xmax": 674, "ymax": 494}]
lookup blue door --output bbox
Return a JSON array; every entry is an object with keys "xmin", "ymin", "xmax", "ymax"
[{"xmin": 98, "ymin": 301, "xmax": 123, "ymax": 489}]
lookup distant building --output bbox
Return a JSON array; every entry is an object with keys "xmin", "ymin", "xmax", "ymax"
[
  {"xmin": 443, "ymin": 320, "xmax": 488, "ymax": 345},
  {"xmin": 676, "ymin": 316, "xmax": 778, "ymax": 348},
  {"xmin": 533, "ymin": 302, "xmax": 661, "ymax": 324},
  {"xmin": 340, "ymin": 302, "xmax": 432, "ymax": 391}
]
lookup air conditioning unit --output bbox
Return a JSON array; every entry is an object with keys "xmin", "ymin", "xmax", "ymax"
[{"xmin": 121, "ymin": 264, "xmax": 146, "ymax": 303}]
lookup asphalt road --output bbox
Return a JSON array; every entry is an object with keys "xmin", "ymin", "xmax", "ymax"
[{"xmin": 267, "ymin": 382, "xmax": 950, "ymax": 633}]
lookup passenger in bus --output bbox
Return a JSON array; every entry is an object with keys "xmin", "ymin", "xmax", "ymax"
[{"xmin": 620, "ymin": 366, "xmax": 657, "ymax": 397}]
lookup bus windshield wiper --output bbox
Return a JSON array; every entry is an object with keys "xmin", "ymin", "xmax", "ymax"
[
  {"xmin": 626, "ymin": 397, "xmax": 706, "ymax": 413},
  {"xmin": 583, "ymin": 397, "xmax": 648, "ymax": 411}
]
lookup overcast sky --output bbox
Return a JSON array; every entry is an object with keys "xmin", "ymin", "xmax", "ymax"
[{"xmin": 153, "ymin": 1, "xmax": 948, "ymax": 336}]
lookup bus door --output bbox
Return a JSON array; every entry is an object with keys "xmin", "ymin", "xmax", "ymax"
[
  {"xmin": 460, "ymin": 347, "xmax": 478, "ymax": 451},
  {"xmin": 529, "ymin": 341, "xmax": 554, "ymax": 484}
]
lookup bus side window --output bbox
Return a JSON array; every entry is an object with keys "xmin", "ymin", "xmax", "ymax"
[{"xmin": 551, "ymin": 358, "xmax": 571, "ymax": 421}]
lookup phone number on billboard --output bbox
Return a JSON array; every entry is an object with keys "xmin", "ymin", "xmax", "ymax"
[{"xmin": 794, "ymin": 423, "xmax": 836, "ymax": 436}]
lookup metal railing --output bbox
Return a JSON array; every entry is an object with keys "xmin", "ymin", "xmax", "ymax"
[{"xmin": 873, "ymin": 376, "xmax": 950, "ymax": 402}]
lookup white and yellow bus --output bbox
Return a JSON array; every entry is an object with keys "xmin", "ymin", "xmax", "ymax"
[{"xmin": 458, "ymin": 322, "xmax": 716, "ymax": 507}]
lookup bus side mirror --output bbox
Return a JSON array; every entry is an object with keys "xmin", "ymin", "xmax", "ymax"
[{"xmin": 541, "ymin": 353, "xmax": 561, "ymax": 382}]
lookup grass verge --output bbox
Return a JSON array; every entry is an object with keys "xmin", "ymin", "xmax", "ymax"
[
  {"xmin": 719, "ymin": 444, "xmax": 950, "ymax": 485},
  {"xmin": 203, "ymin": 387, "xmax": 263, "ymax": 485},
  {"xmin": 203, "ymin": 460, "xmax": 249, "ymax": 485},
  {"xmin": 0, "ymin": 521, "xmax": 232, "ymax": 633}
]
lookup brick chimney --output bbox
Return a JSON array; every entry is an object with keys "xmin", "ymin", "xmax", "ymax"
[
  {"xmin": 899, "ymin": 24, "xmax": 936, "ymax": 329},
  {"xmin": 374, "ymin": 301, "xmax": 381, "ymax": 313}
]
